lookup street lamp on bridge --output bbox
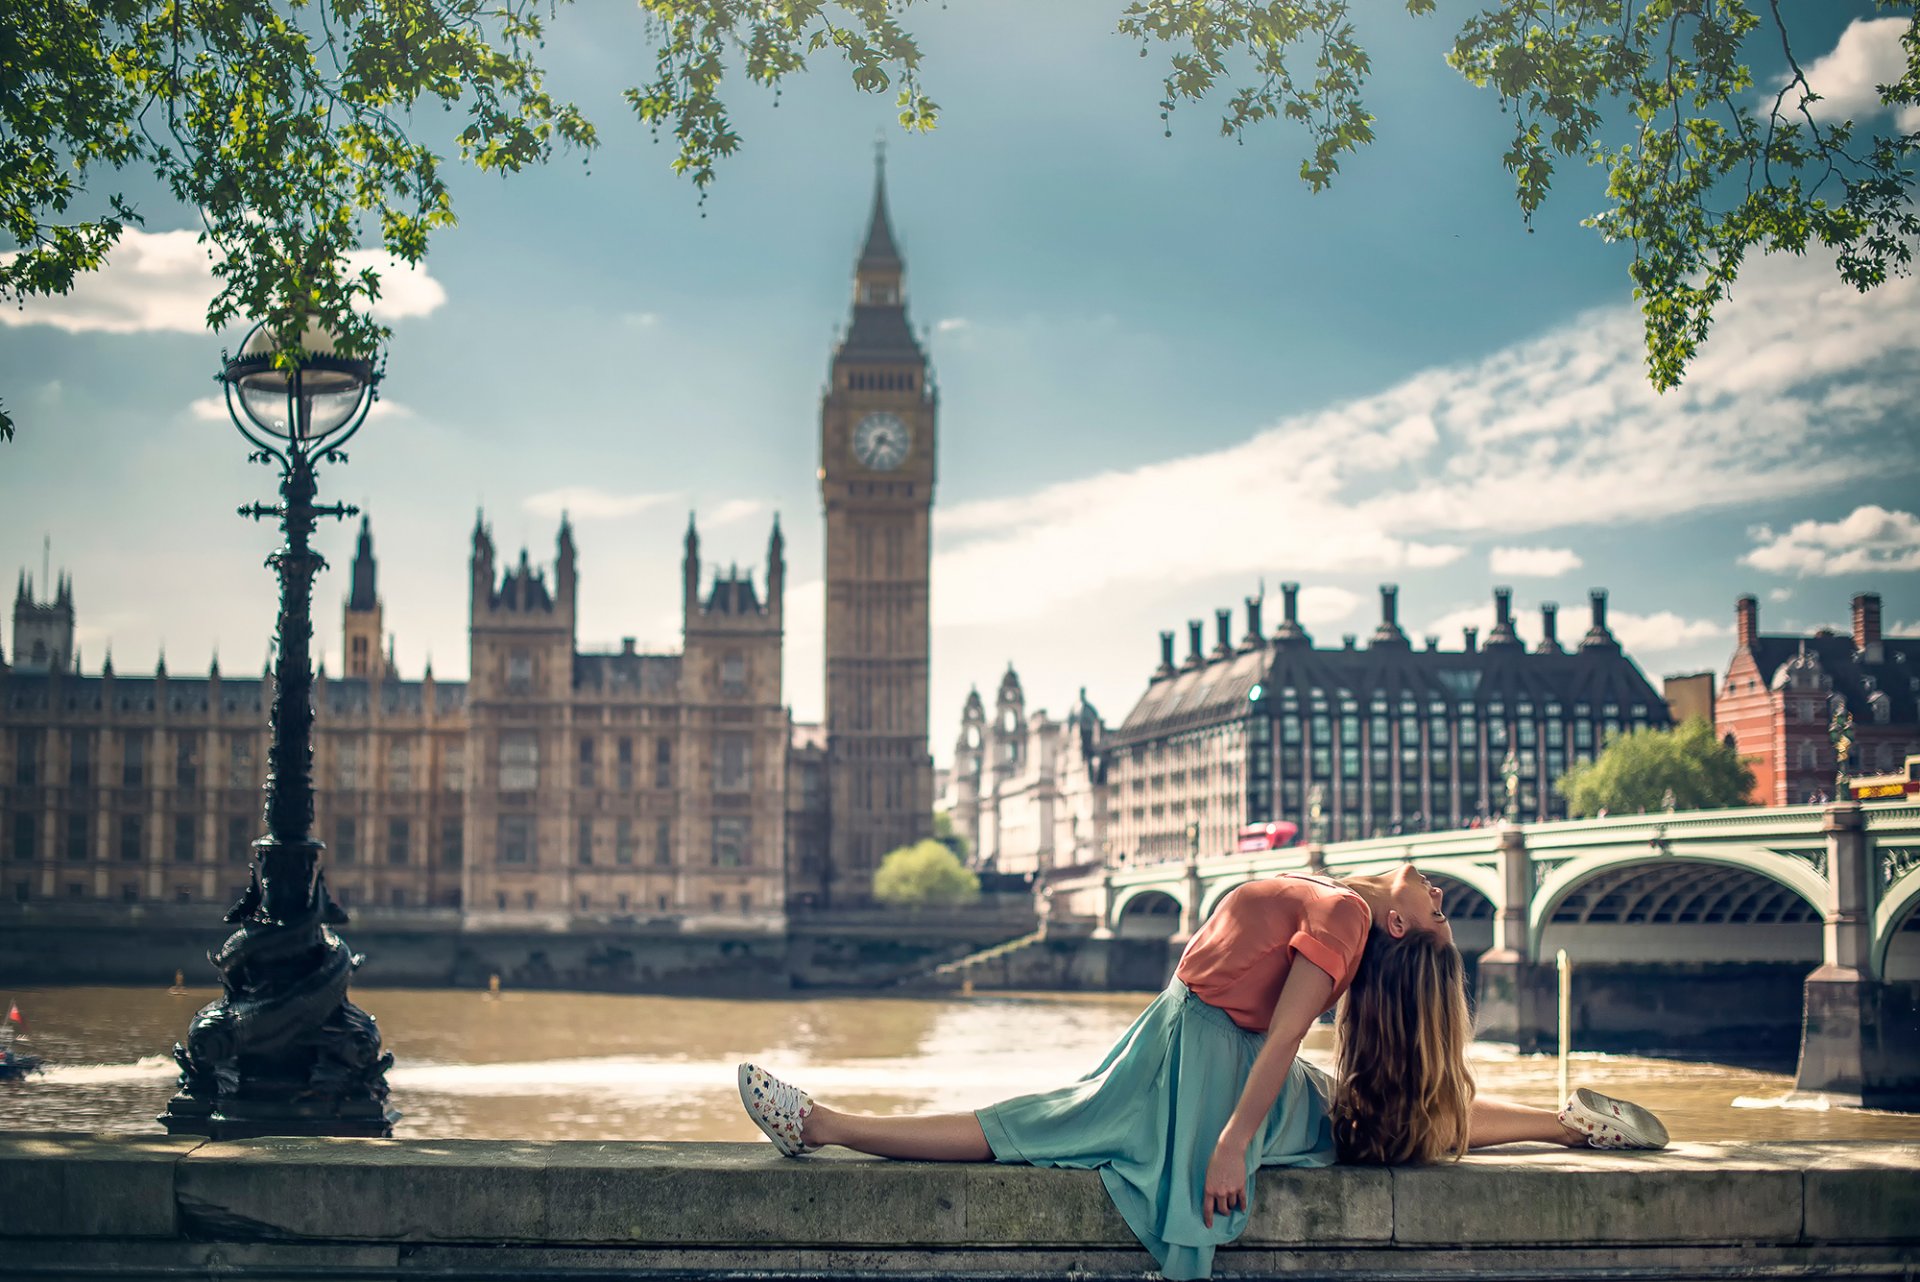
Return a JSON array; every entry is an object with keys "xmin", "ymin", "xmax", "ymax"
[{"xmin": 159, "ymin": 321, "xmax": 398, "ymax": 1140}]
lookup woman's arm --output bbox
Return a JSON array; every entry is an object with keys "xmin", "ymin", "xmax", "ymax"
[{"xmin": 1200, "ymin": 958, "xmax": 1335, "ymax": 1227}]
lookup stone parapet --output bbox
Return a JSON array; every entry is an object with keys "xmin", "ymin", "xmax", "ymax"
[{"xmin": 1, "ymin": 1135, "xmax": 1916, "ymax": 1279}]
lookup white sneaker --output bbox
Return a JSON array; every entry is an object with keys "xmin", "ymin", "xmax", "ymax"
[
  {"xmin": 738, "ymin": 1062, "xmax": 819, "ymax": 1157},
  {"xmin": 1558, "ymin": 1087, "xmax": 1669, "ymax": 1150}
]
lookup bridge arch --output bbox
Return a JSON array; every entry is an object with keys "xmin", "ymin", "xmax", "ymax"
[
  {"xmin": 1529, "ymin": 850, "xmax": 1825, "ymax": 961},
  {"xmin": 1873, "ymin": 865, "xmax": 1920, "ymax": 981},
  {"xmin": 1111, "ymin": 887, "xmax": 1184, "ymax": 938}
]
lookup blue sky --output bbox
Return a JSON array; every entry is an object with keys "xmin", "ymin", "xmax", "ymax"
[{"xmin": 2, "ymin": 2, "xmax": 1918, "ymax": 762}]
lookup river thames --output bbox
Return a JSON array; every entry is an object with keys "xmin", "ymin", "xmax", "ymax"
[{"xmin": 3, "ymin": 984, "xmax": 1917, "ymax": 1142}]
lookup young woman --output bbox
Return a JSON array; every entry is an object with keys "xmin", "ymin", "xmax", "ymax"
[{"xmin": 738, "ymin": 866, "xmax": 1667, "ymax": 1281}]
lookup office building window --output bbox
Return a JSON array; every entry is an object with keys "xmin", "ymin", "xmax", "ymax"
[
  {"xmin": 499, "ymin": 733, "xmax": 538, "ymax": 791},
  {"xmin": 577, "ymin": 737, "xmax": 597, "ymax": 789},
  {"xmin": 174, "ymin": 734, "xmax": 200, "ymax": 788},
  {"xmin": 717, "ymin": 735, "xmax": 750, "ymax": 791},
  {"xmin": 386, "ymin": 818, "xmax": 410, "ymax": 866},
  {"xmin": 656, "ymin": 817, "xmax": 673, "ymax": 866},
  {"xmin": 118, "ymin": 817, "xmax": 144, "ymax": 867},
  {"xmin": 68, "ymin": 731, "xmax": 94, "ymax": 786},
  {"xmin": 499, "ymin": 815, "xmax": 533, "ymax": 864},
  {"xmin": 9, "ymin": 813, "xmax": 36, "ymax": 862},
  {"xmin": 332, "ymin": 816, "xmax": 357, "ymax": 864},
  {"xmin": 122, "ymin": 732, "xmax": 148, "ymax": 787},
  {"xmin": 173, "ymin": 815, "xmax": 198, "ymax": 863},
  {"xmin": 439, "ymin": 817, "xmax": 463, "ymax": 867},
  {"xmin": 616, "ymin": 818, "xmax": 635, "ymax": 865},
  {"xmin": 64, "ymin": 812, "xmax": 91, "ymax": 861},
  {"xmin": 712, "ymin": 816, "xmax": 748, "ymax": 868},
  {"xmin": 576, "ymin": 817, "xmax": 594, "ymax": 866},
  {"xmin": 229, "ymin": 816, "xmax": 252, "ymax": 864},
  {"xmin": 13, "ymin": 728, "xmax": 41, "ymax": 786}
]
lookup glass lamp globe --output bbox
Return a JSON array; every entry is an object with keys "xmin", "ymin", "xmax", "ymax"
[{"xmin": 223, "ymin": 320, "xmax": 375, "ymax": 445}]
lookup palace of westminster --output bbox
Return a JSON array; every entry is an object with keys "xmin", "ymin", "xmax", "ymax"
[{"xmin": 5, "ymin": 166, "xmax": 1901, "ymax": 922}]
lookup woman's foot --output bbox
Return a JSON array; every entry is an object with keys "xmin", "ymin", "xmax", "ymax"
[
  {"xmin": 738, "ymin": 1062, "xmax": 820, "ymax": 1157},
  {"xmin": 1558, "ymin": 1088, "xmax": 1669, "ymax": 1150}
]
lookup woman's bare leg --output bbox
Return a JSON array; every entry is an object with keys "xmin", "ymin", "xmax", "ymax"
[
  {"xmin": 803, "ymin": 1105, "xmax": 993, "ymax": 1161},
  {"xmin": 1469, "ymin": 1095, "xmax": 1583, "ymax": 1149}
]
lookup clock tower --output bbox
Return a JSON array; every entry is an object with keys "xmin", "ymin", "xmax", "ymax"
[{"xmin": 819, "ymin": 153, "xmax": 936, "ymax": 905}]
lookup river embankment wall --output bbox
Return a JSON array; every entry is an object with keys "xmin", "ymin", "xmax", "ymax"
[
  {"xmin": 1, "ymin": 903, "xmax": 1836, "ymax": 1061},
  {"xmin": 1, "ymin": 1134, "xmax": 1914, "ymax": 1281}
]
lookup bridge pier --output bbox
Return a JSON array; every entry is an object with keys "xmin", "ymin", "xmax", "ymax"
[
  {"xmin": 1794, "ymin": 803, "xmax": 1920, "ymax": 1107},
  {"xmin": 1473, "ymin": 824, "xmax": 1556, "ymax": 1053}
]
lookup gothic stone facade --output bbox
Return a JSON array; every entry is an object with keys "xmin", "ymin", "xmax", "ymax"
[
  {"xmin": 1, "ymin": 513, "xmax": 788, "ymax": 922},
  {"xmin": 941, "ymin": 667, "xmax": 1108, "ymax": 879}
]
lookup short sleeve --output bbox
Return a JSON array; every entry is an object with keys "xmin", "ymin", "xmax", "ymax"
[{"xmin": 1288, "ymin": 894, "xmax": 1371, "ymax": 991}]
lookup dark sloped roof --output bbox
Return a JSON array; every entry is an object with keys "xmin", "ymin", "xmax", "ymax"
[
  {"xmin": 1111, "ymin": 636, "xmax": 1667, "ymax": 747},
  {"xmin": 837, "ymin": 304, "xmax": 922, "ymax": 361},
  {"xmin": 1749, "ymin": 632, "xmax": 1920, "ymax": 723}
]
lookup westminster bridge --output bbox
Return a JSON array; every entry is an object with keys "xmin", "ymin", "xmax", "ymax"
[{"xmin": 1048, "ymin": 801, "xmax": 1920, "ymax": 1106}]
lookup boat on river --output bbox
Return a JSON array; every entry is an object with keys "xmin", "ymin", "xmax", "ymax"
[
  {"xmin": 1, "ymin": 1003, "xmax": 40, "ymax": 1079},
  {"xmin": 0, "ymin": 1048, "xmax": 42, "ymax": 1081}
]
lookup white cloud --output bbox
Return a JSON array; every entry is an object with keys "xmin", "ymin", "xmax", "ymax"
[
  {"xmin": 1742, "ymin": 505, "xmax": 1920, "ymax": 576},
  {"xmin": 522, "ymin": 486, "xmax": 676, "ymax": 521},
  {"xmin": 934, "ymin": 317, "xmax": 971, "ymax": 333},
  {"xmin": 1767, "ymin": 587, "xmax": 1793, "ymax": 603},
  {"xmin": 930, "ymin": 252, "xmax": 1920, "ymax": 628},
  {"xmin": 1609, "ymin": 611, "xmax": 1729, "ymax": 654},
  {"xmin": 0, "ymin": 228, "xmax": 447, "ymax": 335},
  {"xmin": 1297, "ymin": 585, "xmax": 1359, "ymax": 625},
  {"xmin": 621, "ymin": 311, "xmax": 662, "ymax": 329},
  {"xmin": 1789, "ymin": 17, "xmax": 1920, "ymax": 133},
  {"xmin": 1489, "ymin": 546, "xmax": 1583, "ymax": 577},
  {"xmin": 703, "ymin": 498, "xmax": 766, "ymax": 528}
]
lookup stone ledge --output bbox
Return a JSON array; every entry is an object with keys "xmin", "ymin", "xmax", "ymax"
[{"xmin": 0, "ymin": 1135, "xmax": 1916, "ymax": 1279}]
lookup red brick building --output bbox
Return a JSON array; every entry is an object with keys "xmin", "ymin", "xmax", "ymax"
[{"xmin": 1718, "ymin": 592, "xmax": 1920, "ymax": 806}]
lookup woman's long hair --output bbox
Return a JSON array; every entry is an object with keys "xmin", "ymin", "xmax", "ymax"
[{"xmin": 1331, "ymin": 926, "xmax": 1475, "ymax": 1165}]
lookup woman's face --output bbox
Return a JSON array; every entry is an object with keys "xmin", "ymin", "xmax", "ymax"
[{"xmin": 1384, "ymin": 864, "xmax": 1453, "ymax": 945}]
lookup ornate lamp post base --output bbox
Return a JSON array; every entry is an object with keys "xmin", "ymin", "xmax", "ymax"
[{"xmin": 158, "ymin": 865, "xmax": 398, "ymax": 1140}]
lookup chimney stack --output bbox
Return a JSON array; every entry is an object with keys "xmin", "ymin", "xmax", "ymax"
[
  {"xmin": 1157, "ymin": 630, "xmax": 1175, "ymax": 677},
  {"xmin": 1371, "ymin": 584, "xmax": 1409, "ymax": 647},
  {"xmin": 1581, "ymin": 588, "xmax": 1616, "ymax": 650},
  {"xmin": 1185, "ymin": 619, "xmax": 1204, "ymax": 668},
  {"xmin": 1213, "ymin": 608, "xmax": 1234, "ymax": 658},
  {"xmin": 1485, "ymin": 585, "xmax": 1522, "ymax": 649},
  {"xmin": 1273, "ymin": 581, "xmax": 1310, "ymax": 646},
  {"xmin": 1243, "ymin": 595, "xmax": 1263, "ymax": 647},
  {"xmin": 1536, "ymin": 602, "xmax": 1562, "ymax": 653},
  {"xmin": 1735, "ymin": 595, "xmax": 1759, "ymax": 649},
  {"xmin": 1464, "ymin": 626, "xmax": 1479, "ymax": 653},
  {"xmin": 1853, "ymin": 592, "xmax": 1883, "ymax": 657}
]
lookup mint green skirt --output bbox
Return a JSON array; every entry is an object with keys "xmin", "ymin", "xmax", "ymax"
[{"xmin": 975, "ymin": 978, "xmax": 1336, "ymax": 1280}]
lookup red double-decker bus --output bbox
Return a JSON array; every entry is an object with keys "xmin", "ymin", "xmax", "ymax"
[{"xmin": 1235, "ymin": 820, "xmax": 1301, "ymax": 852}]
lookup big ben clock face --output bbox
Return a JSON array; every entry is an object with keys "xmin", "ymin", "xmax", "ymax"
[{"xmin": 853, "ymin": 411, "xmax": 911, "ymax": 471}]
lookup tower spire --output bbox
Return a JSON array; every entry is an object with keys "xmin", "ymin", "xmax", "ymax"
[{"xmin": 859, "ymin": 141, "xmax": 902, "ymax": 274}]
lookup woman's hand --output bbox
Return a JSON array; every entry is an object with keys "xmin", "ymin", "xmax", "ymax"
[{"xmin": 1201, "ymin": 1132, "xmax": 1249, "ymax": 1227}]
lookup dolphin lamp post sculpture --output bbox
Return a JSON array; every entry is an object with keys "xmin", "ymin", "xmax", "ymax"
[{"xmin": 159, "ymin": 321, "xmax": 398, "ymax": 1139}]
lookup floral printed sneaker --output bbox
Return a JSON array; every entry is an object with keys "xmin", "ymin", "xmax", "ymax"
[
  {"xmin": 738, "ymin": 1062, "xmax": 820, "ymax": 1158},
  {"xmin": 1559, "ymin": 1087, "xmax": 1670, "ymax": 1150}
]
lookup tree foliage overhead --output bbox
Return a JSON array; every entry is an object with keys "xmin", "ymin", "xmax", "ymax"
[
  {"xmin": 1556, "ymin": 717, "xmax": 1756, "ymax": 817},
  {"xmin": 872, "ymin": 838, "xmax": 980, "ymax": 908},
  {"xmin": 3, "ymin": 1, "xmax": 1916, "ymax": 440}
]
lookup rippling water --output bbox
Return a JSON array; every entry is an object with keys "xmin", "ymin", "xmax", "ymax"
[{"xmin": 2, "ymin": 985, "xmax": 1917, "ymax": 1142}]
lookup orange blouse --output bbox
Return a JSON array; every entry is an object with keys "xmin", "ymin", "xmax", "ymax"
[{"xmin": 1173, "ymin": 873, "xmax": 1373, "ymax": 1032}]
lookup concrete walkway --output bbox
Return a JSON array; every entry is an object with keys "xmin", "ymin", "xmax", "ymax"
[{"xmin": 1, "ymin": 1134, "xmax": 1915, "ymax": 1279}]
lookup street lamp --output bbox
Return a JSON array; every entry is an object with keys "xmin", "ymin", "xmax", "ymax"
[
  {"xmin": 159, "ymin": 321, "xmax": 398, "ymax": 1139},
  {"xmin": 1829, "ymin": 706, "xmax": 1855, "ymax": 802}
]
